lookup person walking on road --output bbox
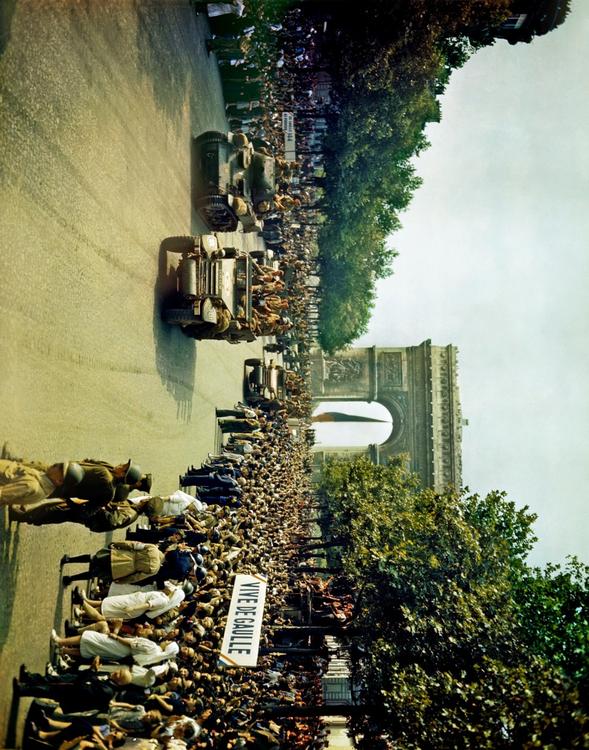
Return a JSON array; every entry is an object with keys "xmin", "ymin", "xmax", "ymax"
[
  {"xmin": 9, "ymin": 496, "xmax": 149, "ymax": 529},
  {"xmin": 0, "ymin": 459, "xmax": 84, "ymax": 507},
  {"xmin": 7, "ymin": 459, "xmax": 147, "ymax": 525}
]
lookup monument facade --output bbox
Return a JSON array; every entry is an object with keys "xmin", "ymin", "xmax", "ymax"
[{"xmin": 311, "ymin": 340, "xmax": 464, "ymax": 490}]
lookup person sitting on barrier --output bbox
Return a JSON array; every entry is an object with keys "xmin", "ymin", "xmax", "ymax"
[
  {"xmin": 144, "ymin": 490, "xmax": 207, "ymax": 520},
  {"xmin": 51, "ymin": 627, "xmax": 181, "ymax": 668},
  {"xmin": 25, "ymin": 711, "xmax": 128, "ymax": 750},
  {"xmin": 178, "ymin": 471, "xmax": 243, "ymax": 491},
  {"xmin": 74, "ymin": 582, "xmax": 191, "ymax": 624},
  {"xmin": 14, "ymin": 666, "xmax": 133, "ymax": 713}
]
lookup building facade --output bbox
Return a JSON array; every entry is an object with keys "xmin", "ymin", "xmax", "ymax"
[{"xmin": 311, "ymin": 341, "xmax": 464, "ymax": 490}]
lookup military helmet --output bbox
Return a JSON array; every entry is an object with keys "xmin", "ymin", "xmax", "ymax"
[
  {"xmin": 124, "ymin": 460, "xmax": 142, "ymax": 485},
  {"xmin": 62, "ymin": 461, "xmax": 85, "ymax": 485},
  {"xmin": 195, "ymin": 566, "xmax": 208, "ymax": 581}
]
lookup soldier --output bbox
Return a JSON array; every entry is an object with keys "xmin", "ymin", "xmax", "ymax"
[
  {"xmin": 0, "ymin": 459, "xmax": 84, "ymax": 507},
  {"xmin": 9, "ymin": 496, "xmax": 150, "ymax": 530},
  {"xmin": 7, "ymin": 459, "xmax": 147, "ymax": 526}
]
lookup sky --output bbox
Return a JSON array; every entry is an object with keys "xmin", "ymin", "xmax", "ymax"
[
  {"xmin": 313, "ymin": 400, "xmax": 393, "ymax": 448},
  {"xmin": 317, "ymin": 1, "xmax": 589, "ymax": 567}
]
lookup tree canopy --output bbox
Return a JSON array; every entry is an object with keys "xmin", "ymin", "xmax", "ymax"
[
  {"xmin": 312, "ymin": 1, "xmax": 513, "ymax": 352},
  {"xmin": 318, "ymin": 457, "xmax": 589, "ymax": 747}
]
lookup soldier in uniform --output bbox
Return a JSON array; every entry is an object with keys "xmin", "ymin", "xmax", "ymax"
[
  {"xmin": 7, "ymin": 459, "xmax": 148, "ymax": 527},
  {"xmin": 0, "ymin": 459, "xmax": 84, "ymax": 507}
]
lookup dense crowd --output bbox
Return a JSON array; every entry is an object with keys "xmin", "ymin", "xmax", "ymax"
[
  {"xmin": 0, "ymin": 2, "xmax": 353, "ymax": 747},
  {"xmin": 200, "ymin": 0, "xmax": 333, "ymax": 347},
  {"xmin": 6, "ymin": 398, "xmax": 342, "ymax": 749}
]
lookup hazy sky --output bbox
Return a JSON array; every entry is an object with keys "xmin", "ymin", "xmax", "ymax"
[{"xmin": 325, "ymin": 1, "xmax": 589, "ymax": 567}]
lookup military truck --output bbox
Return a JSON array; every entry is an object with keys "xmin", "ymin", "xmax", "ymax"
[
  {"xmin": 161, "ymin": 234, "xmax": 255, "ymax": 344},
  {"xmin": 193, "ymin": 131, "xmax": 276, "ymax": 232}
]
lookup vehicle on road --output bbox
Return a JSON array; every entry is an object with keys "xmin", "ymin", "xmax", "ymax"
[
  {"xmin": 161, "ymin": 234, "xmax": 255, "ymax": 344},
  {"xmin": 193, "ymin": 131, "xmax": 276, "ymax": 232},
  {"xmin": 243, "ymin": 358, "xmax": 286, "ymax": 402}
]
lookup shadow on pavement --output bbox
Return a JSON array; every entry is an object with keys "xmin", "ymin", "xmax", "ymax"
[
  {"xmin": 190, "ymin": 138, "xmax": 213, "ymax": 236},
  {"xmin": 0, "ymin": 0, "xmax": 17, "ymax": 58},
  {"xmin": 0, "ymin": 512, "xmax": 20, "ymax": 651},
  {"xmin": 4, "ymin": 690, "xmax": 19, "ymax": 749},
  {"xmin": 135, "ymin": 3, "xmax": 197, "ymax": 133},
  {"xmin": 153, "ymin": 242, "xmax": 196, "ymax": 423}
]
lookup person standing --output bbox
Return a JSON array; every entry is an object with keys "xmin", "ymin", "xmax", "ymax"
[
  {"xmin": 8, "ymin": 459, "xmax": 146, "ymax": 525},
  {"xmin": 9, "ymin": 496, "xmax": 150, "ymax": 529},
  {"xmin": 217, "ymin": 417, "xmax": 261, "ymax": 433},
  {"xmin": 13, "ymin": 667, "xmax": 132, "ymax": 713},
  {"xmin": 0, "ymin": 459, "xmax": 84, "ymax": 507},
  {"xmin": 193, "ymin": 0, "xmax": 245, "ymax": 18},
  {"xmin": 61, "ymin": 541, "xmax": 165, "ymax": 586}
]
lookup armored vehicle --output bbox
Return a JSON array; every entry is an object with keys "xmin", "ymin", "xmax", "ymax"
[{"xmin": 193, "ymin": 131, "xmax": 276, "ymax": 232}]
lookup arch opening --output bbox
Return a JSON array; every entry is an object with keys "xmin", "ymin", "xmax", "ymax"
[{"xmin": 312, "ymin": 401, "xmax": 393, "ymax": 448}]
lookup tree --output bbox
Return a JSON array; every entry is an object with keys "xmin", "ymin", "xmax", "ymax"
[
  {"xmin": 311, "ymin": 1, "xmax": 529, "ymax": 351},
  {"xmin": 316, "ymin": 457, "xmax": 589, "ymax": 746},
  {"xmin": 513, "ymin": 557, "xmax": 589, "ymax": 685}
]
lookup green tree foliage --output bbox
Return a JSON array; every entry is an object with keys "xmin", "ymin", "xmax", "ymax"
[
  {"xmin": 318, "ymin": 457, "xmax": 589, "ymax": 746},
  {"xmin": 315, "ymin": 1, "xmax": 513, "ymax": 351},
  {"xmin": 513, "ymin": 558, "xmax": 589, "ymax": 685}
]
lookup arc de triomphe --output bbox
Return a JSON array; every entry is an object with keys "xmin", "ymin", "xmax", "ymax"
[{"xmin": 310, "ymin": 340, "xmax": 465, "ymax": 490}]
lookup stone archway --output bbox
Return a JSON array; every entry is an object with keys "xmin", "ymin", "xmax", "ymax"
[
  {"xmin": 312, "ymin": 400, "xmax": 394, "ymax": 449},
  {"xmin": 310, "ymin": 341, "xmax": 464, "ymax": 491}
]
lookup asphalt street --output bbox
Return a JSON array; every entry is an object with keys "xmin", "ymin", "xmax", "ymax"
[{"xmin": 0, "ymin": 1, "xmax": 264, "ymax": 741}]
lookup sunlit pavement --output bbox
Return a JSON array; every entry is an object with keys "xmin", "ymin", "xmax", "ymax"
[{"xmin": 0, "ymin": 1, "xmax": 263, "ymax": 742}]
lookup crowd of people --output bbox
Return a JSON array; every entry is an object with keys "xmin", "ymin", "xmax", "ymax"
[
  {"xmin": 194, "ymin": 0, "xmax": 332, "ymax": 345},
  {"xmin": 1, "ymin": 3, "xmax": 356, "ymax": 747},
  {"xmin": 7, "ymin": 396, "xmax": 347, "ymax": 749}
]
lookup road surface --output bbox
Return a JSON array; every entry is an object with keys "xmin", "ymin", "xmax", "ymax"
[{"xmin": 0, "ymin": 1, "xmax": 263, "ymax": 742}]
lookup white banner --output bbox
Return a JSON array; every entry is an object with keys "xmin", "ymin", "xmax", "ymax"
[
  {"xmin": 219, "ymin": 573, "xmax": 267, "ymax": 667},
  {"xmin": 281, "ymin": 112, "xmax": 296, "ymax": 160}
]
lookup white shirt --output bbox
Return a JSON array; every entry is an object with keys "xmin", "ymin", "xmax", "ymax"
[{"xmin": 207, "ymin": 1, "xmax": 245, "ymax": 17}]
